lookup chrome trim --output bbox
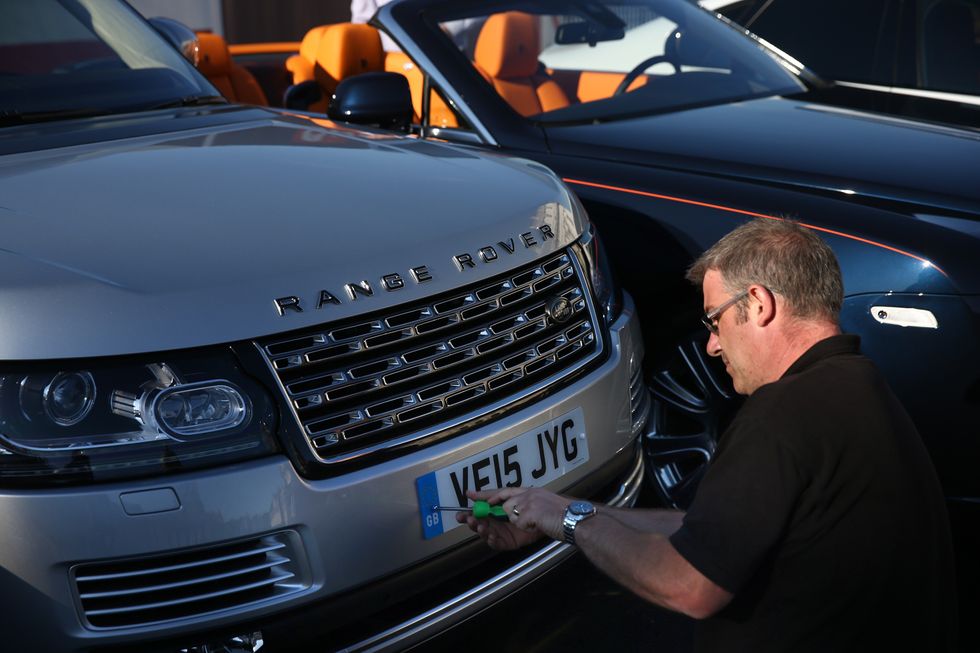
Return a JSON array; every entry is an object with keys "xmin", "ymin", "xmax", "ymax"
[
  {"xmin": 72, "ymin": 532, "xmax": 310, "ymax": 630},
  {"xmin": 259, "ymin": 249, "xmax": 604, "ymax": 467},
  {"xmin": 374, "ymin": 6, "xmax": 497, "ymax": 146},
  {"xmin": 871, "ymin": 305, "xmax": 939, "ymax": 329},
  {"xmin": 339, "ymin": 446, "xmax": 644, "ymax": 653},
  {"xmin": 629, "ymin": 368, "xmax": 651, "ymax": 436},
  {"xmin": 426, "ymin": 126, "xmax": 484, "ymax": 145},
  {"xmin": 835, "ymin": 81, "xmax": 980, "ymax": 108}
]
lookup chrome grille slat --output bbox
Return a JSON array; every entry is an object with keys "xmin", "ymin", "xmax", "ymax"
[
  {"xmin": 73, "ymin": 532, "xmax": 309, "ymax": 629},
  {"xmin": 260, "ymin": 250, "xmax": 603, "ymax": 464},
  {"xmin": 78, "ymin": 558, "xmax": 291, "ymax": 599},
  {"xmin": 83, "ymin": 572, "xmax": 296, "ymax": 615},
  {"xmin": 74, "ymin": 542, "xmax": 287, "ymax": 581},
  {"xmin": 288, "ymin": 292, "xmax": 582, "ymax": 413}
]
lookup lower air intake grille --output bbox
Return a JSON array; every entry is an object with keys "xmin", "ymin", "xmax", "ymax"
[
  {"xmin": 260, "ymin": 249, "xmax": 602, "ymax": 465},
  {"xmin": 73, "ymin": 532, "xmax": 308, "ymax": 629},
  {"xmin": 630, "ymin": 365, "xmax": 651, "ymax": 435}
]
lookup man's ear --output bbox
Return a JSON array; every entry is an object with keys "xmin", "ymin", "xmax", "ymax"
[{"xmin": 749, "ymin": 284, "xmax": 776, "ymax": 326}]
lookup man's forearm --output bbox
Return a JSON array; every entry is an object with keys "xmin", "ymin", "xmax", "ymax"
[
  {"xmin": 572, "ymin": 512, "xmax": 690, "ymax": 611},
  {"xmin": 598, "ymin": 505, "xmax": 685, "ymax": 534},
  {"xmin": 572, "ymin": 509, "xmax": 731, "ymax": 619}
]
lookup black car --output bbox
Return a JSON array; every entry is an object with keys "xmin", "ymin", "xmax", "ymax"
[
  {"xmin": 342, "ymin": 0, "xmax": 980, "ymax": 511},
  {"xmin": 703, "ymin": 0, "xmax": 980, "ymax": 128}
]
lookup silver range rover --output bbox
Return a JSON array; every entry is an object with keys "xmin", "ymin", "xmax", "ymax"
[{"xmin": 0, "ymin": 2, "xmax": 648, "ymax": 651}]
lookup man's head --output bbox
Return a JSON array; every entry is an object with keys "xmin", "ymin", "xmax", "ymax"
[{"xmin": 687, "ymin": 219, "xmax": 844, "ymax": 394}]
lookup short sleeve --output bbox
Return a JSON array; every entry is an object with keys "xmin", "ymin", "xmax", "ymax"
[{"xmin": 669, "ymin": 415, "xmax": 806, "ymax": 594}]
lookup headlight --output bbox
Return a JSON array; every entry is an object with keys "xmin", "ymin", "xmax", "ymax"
[
  {"xmin": 575, "ymin": 222, "xmax": 622, "ymax": 326},
  {"xmin": 0, "ymin": 349, "xmax": 277, "ymax": 486}
]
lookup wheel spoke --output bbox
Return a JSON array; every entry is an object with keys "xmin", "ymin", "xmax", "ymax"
[
  {"xmin": 650, "ymin": 368, "xmax": 708, "ymax": 414},
  {"xmin": 682, "ymin": 339, "xmax": 736, "ymax": 402},
  {"xmin": 672, "ymin": 464, "xmax": 707, "ymax": 508},
  {"xmin": 643, "ymin": 430, "xmax": 714, "ymax": 459}
]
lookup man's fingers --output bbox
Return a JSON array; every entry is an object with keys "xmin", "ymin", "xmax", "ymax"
[{"xmin": 466, "ymin": 487, "xmax": 526, "ymax": 505}]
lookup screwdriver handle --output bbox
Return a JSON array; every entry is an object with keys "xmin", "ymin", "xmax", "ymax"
[{"xmin": 472, "ymin": 500, "xmax": 509, "ymax": 521}]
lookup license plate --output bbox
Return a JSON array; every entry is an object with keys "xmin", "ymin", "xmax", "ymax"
[{"xmin": 416, "ymin": 407, "xmax": 589, "ymax": 539}]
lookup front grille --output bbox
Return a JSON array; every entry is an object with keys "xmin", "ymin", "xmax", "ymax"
[
  {"xmin": 260, "ymin": 250, "xmax": 602, "ymax": 464},
  {"xmin": 73, "ymin": 532, "xmax": 308, "ymax": 629}
]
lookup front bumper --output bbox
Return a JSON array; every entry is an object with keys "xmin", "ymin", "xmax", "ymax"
[{"xmin": 0, "ymin": 295, "xmax": 646, "ymax": 652}]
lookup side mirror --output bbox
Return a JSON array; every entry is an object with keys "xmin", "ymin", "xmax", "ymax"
[
  {"xmin": 149, "ymin": 17, "xmax": 200, "ymax": 67},
  {"xmin": 327, "ymin": 72, "xmax": 413, "ymax": 133}
]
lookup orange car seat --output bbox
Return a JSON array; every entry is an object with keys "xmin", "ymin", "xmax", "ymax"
[
  {"xmin": 473, "ymin": 12, "xmax": 569, "ymax": 116},
  {"xmin": 384, "ymin": 52, "xmax": 459, "ymax": 127},
  {"xmin": 304, "ymin": 22, "xmax": 385, "ymax": 113},
  {"xmin": 196, "ymin": 32, "xmax": 268, "ymax": 106},
  {"xmin": 286, "ymin": 25, "xmax": 328, "ymax": 85}
]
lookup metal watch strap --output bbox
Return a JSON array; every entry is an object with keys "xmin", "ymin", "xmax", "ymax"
[{"xmin": 562, "ymin": 501, "xmax": 596, "ymax": 545}]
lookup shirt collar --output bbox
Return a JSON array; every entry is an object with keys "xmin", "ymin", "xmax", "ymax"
[{"xmin": 781, "ymin": 334, "xmax": 861, "ymax": 379}]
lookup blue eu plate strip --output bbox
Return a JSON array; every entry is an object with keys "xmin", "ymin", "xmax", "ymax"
[{"xmin": 416, "ymin": 471, "xmax": 443, "ymax": 539}]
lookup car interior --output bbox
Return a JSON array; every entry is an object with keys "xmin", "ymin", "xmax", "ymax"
[
  {"xmin": 196, "ymin": 31, "xmax": 268, "ymax": 106},
  {"xmin": 198, "ymin": 11, "xmax": 665, "ymax": 126}
]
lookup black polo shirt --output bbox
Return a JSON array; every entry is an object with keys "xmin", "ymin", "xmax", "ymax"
[{"xmin": 670, "ymin": 335, "xmax": 956, "ymax": 652}]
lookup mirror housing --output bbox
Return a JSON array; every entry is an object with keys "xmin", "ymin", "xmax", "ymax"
[
  {"xmin": 149, "ymin": 17, "xmax": 200, "ymax": 67},
  {"xmin": 327, "ymin": 72, "xmax": 413, "ymax": 133},
  {"xmin": 555, "ymin": 21, "xmax": 624, "ymax": 46}
]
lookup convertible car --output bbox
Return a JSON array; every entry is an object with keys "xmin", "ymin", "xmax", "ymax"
[{"xmin": 219, "ymin": 0, "xmax": 978, "ymax": 620}]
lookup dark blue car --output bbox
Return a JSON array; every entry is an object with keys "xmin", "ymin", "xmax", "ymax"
[
  {"xmin": 346, "ymin": 0, "xmax": 980, "ymax": 517},
  {"xmin": 240, "ymin": 0, "xmax": 979, "ymax": 631}
]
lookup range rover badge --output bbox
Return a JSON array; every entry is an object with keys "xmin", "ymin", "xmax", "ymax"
[{"xmin": 547, "ymin": 296, "xmax": 573, "ymax": 324}]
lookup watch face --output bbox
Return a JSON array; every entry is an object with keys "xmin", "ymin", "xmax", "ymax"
[{"xmin": 570, "ymin": 501, "xmax": 594, "ymax": 516}]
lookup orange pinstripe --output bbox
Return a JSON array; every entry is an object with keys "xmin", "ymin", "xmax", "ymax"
[{"xmin": 562, "ymin": 177, "xmax": 947, "ymax": 277}]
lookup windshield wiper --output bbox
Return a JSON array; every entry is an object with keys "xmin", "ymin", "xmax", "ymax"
[
  {"xmin": 0, "ymin": 107, "xmax": 112, "ymax": 127},
  {"xmin": 0, "ymin": 95, "xmax": 229, "ymax": 127},
  {"xmin": 145, "ymin": 95, "xmax": 229, "ymax": 110}
]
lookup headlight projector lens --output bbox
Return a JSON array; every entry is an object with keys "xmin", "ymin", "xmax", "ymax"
[{"xmin": 42, "ymin": 371, "xmax": 97, "ymax": 426}]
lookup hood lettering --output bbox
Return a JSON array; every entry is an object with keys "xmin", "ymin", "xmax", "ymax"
[
  {"xmin": 274, "ymin": 224, "xmax": 556, "ymax": 316},
  {"xmin": 455, "ymin": 225, "xmax": 555, "ymax": 273}
]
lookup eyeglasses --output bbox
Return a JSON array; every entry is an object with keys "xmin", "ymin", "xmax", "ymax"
[{"xmin": 701, "ymin": 290, "xmax": 749, "ymax": 335}]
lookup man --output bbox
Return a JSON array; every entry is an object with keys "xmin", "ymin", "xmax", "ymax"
[
  {"xmin": 350, "ymin": 0, "xmax": 400, "ymax": 51},
  {"xmin": 463, "ymin": 219, "xmax": 956, "ymax": 651}
]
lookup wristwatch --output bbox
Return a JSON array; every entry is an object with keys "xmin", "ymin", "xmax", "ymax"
[{"xmin": 562, "ymin": 501, "xmax": 597, "ymax": 545}]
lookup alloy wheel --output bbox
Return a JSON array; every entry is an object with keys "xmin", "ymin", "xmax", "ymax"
[{"xmin": 644, "ymin": 333, "xmax": 741, "ymax": 509}]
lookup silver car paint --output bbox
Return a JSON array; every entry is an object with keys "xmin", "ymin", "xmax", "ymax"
[
  {"xmin": 0, "ymin": 90, "xmax": 648, "ymax": 651},
  {"xmin": 0, "ymin": 296, "xmax": 643, "ymax": 650},
  {"xmin": 0, "ymin": 113, "xmax": 581, "ymax": 359}
]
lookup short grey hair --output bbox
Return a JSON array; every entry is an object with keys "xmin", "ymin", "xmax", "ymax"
[{"xmin": 687, "ymin": 219, "xmax": 843, "ymax": 323}]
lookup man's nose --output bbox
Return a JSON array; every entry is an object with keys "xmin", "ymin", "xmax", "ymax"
[{"xmin": 706, "ymin": 331, "xmax": 722, "ymax": 357}]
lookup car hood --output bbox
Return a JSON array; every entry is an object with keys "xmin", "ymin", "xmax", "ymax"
[
  {"xmin": 545, "ymin": 96, "xmax": 980, "ymax": 216},
  {"xmin": 0, "ymin": 111, "xmax": 581, "ymax": 359}
]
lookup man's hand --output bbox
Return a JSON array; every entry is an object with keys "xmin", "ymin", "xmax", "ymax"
[{"xmin": 457, "ymin": 487, "xmax": 571, "ymax": 550}]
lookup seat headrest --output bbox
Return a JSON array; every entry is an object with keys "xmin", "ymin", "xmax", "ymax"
[
  {"xmin": 300, "ymin": 25, "xmax": 329, "ymax": 62},
  {"xmin": 474, "ymin": 12, "xmax": 541, "ymax": 79},
  {"xmin": 196, "ymin": 32, "xmax": 231, "ymax": 76},
  {"xmin": 314, "ymin": 23, "xmax": 384, "ymax": 87}
]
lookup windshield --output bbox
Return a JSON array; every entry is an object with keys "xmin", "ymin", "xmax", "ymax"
[
  {"xmin": 0, "ymin": 0, "xmax": 217, "ymax": 125},
  {"xmin": 433, "ymin": 0, "xmax": 804, "ymax": 123}
]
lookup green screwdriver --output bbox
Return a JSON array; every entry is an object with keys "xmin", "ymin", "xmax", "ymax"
[{"xmin": 432, "ymin": 501, "xmax": 509, "ymax": 521}]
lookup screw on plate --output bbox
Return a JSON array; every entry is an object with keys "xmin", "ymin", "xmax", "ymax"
[{"xmin": 877, "ymin": 310, "xmax": 888, "ymax": 319}]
